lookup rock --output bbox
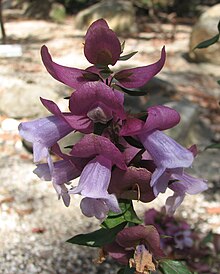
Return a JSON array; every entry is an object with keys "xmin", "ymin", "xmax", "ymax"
[
  {"xmin": 0, "ymin": 77, "xmax": 59, "ymax": 119},
  {"xmin": 74, "ymin": 0, "xmax": 137, "ymax": 35},
  {"xmin": 165, "ymin": 100, "xmax": 214, "ymax": 148},
  {"xmin": 49, "ymin": 3, "xmax": 66, "ymax": 23},
  {"xmin": 124, "ymin": 77, "xmax": 176, "ymax": 113},
  {"xmin": 189, "ymin": 4, "xmax": 220, "ymax": 65}
]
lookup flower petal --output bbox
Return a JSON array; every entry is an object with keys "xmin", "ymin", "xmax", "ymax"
[
  {"xmin": 70, "ymin": 134, "xmax": 127, "ymax": 170},
  {"xmin": 144, "ymin": 105, "xmax": 180, "ymax": 132},
  {"xmin": 69, "ymin": 82, "xmax": 125, "ymax": 120},
  {"xmin": 139, "ymin": 130, "xmax": 194, "ymax": 180},
  {"xmin": 18, "ymin": 116, "xmax": 73, "ymax": 162},
  {"xmin": 115, "ymin": 46, "xmax": 166, "ymax": 88},
  {"xmin": 34, "ymin": 159, "xmax": 81, "ymax": 185},
  {"xmin": 169, "ymin": 172, "xmax": 208, "ymax": 195},
  {"xmin": 41, "ymin": 45, "xmax": 88, "ymax": 89},
  {"xmin": 165, "ymin": 193, "xmax": 185, "ymax": 216},
  {"xmin": 109, "ymin": 166, "xmax": 155, "ymax": 203},
  {"xmin": 40, "ymin": 97, "xmax": 93, "ymax": 133},
  {"xmin": 84, "ymin": 19, "xmax": 121, "ymax": 66},
  {"xmin": 69, "ymin": 155, "xmax": 112, "ymax": 197}
]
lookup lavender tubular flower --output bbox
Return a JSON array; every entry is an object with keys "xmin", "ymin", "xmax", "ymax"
[
  {"xmin": 68, "ymin": 134, "xmax": 127, "ymax": 219},
  {"xmin": 18, "ymin": 116, "xmax": 73, "ymax": 163},
  {"xmin": 139, "ymin": 130, "xmax": 194, "ymax": 196},
  {"xmin": 165, "ymin": 172, "xmax": 208, "ymax": 215}
]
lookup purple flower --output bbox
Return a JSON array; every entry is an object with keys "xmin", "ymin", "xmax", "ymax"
[
  {"xmin": 18, "ymin": 116, "xmax": 73, "ymax": 163},
  {"xmin": 84, "ymin": 19, "xmax": 121, "ymax": 66},
  {"xmin": 114, "ymin": 46, "xmax": 166, "ymax": 88},
  {"xmin": 120, "ymin": 105, "xmax": 194, "ymax": 196},
  {"xmin": 109, "ymin": 166, "xmax": 155, "ymax": 203},
  {"xmin": 41, "ymin": 19, "xmax": 165, "ymax": 92},
  {"xmin": 69, "ymin": 134, "xmax": 127, "ymax": 219},
  {"xmin": 33, "ymin": 144, "xmax": 86, "ymax": 207},
  {"xmin": 139, "ymin": 130, "xmax": 194, "ymax": 196},
  {"xmin": 104, "ymin": 225, "xmax": 165, "ymax": 272}
]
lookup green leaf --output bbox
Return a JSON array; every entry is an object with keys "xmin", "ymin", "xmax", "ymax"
[
  {"xmin": 117, "ymin": 266, "xmax": 135, "ymax": 274},
  {"xmin": 66, "ymin": 222, "xmax": 126, "ymax": 247},
  {"xmin": 217, "ymin": 80, "xmax": 220, "ymax": 85},
  {"xmin": 159, "ymin": 259, "xmax": 192, "ymax": 274},
  {"xmin": 218, "ymin": 20, "xmax": 220, "ymax": 33},
  {"xmin": 119, "ymin": 51, "xmax": 138, "ymax": 61},
  {"xmin": 205, "ymin": 143, "xmax": 220, "ymax": 150},
  {"xmin": 116, "ymin": 85, "xmax": 148, "ymax": 96},
  {"xmin": 194, "ymin": 34, "xmax": 219, "ymax": 49},
  {"xmin": 102, "ymin": 200, "xmax": 142, "ymax": 229}
]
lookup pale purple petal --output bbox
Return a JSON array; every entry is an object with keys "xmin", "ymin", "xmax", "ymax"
[
  {"xmin": 165, "ymin": 193, "xmax": 185, "ymax": 215},
  {"xmin": 18, "ymin": 116, "xmax": 73, "ymax": 162},
  {"xmin": 84, "ymin": 19, "xmax": 121, "ymax": 66},
  {"xmin": 80, "ymin": 195, "xmax": 120, "ymax": 220},
  {"xmin": 69, "ymin": 155, "xmax": 112, "ymax": 197},
  {"xmin": 169, "ymin": 172, "xmax": 208, "ymax": 195},
  {"xmin": 115, "ymin": 46, "xmax": 166, "ymax": 88},
  {"xmin": 34, "ymin": 159, "xmax": 81, "ymax": 185},
  {"xmin": 53, "ymin": 182, "xmax": 70, "ymax": 207},
  {"xmin": 41, "ymin": 45, "xmax": 89, "ymax": 89},
  {"xmin": 138, "ymin": 130, "xmax": 194, "ymax": 189},
  {"xmin": 80, "ymin": 198, "xmax": 109, "ymax": 219},
  {"xmin": 69, "ymin": 155, "xmax": 120, "ymax": 219}
]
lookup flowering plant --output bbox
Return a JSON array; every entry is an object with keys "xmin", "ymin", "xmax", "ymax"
[{"xmin": 19, "ymin": 19, "xmax": 208, "ymax": 273}]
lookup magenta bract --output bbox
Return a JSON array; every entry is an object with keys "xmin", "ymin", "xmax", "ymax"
[
  {"xmin": 84, "ymin": 19, "xmax": 121, "ymax": 66},
  {"xmin": 115, "ymin": 46, "xmax": 166, "ymax": 88}
]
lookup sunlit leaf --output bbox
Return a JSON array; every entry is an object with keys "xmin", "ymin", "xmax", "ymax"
[
  {"xmin": 66, "ymin": 223, "xmax": 126, "ymax": 247},
  {"xmin": 194, "ymin": 34, "xmax": 219, "ymax": 49},
  {"xmin": 159, "ymin": 259, "xmax": 192, "ymax": 274},
  {"xmin": 102, "ymin": 200, "xmax": 142, "ymax": 229}
]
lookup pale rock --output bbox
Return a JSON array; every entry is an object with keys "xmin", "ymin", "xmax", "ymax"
[
  {"xmin": 189, "ymin": 4, "xmax": 220, "ymax": 65},
  {"xmin": 75, "ymin": 0, "xmax": 137, "ymax": 35}
]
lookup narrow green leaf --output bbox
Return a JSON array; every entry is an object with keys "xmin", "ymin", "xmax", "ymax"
[
  {"xmin": 205, "ymin": 143, "xmax": 220, "ymax": 150},
  {"xmin": 119, "ymin": 51, "xmax": 138, "ymax": 61},
  {"xmin": 159, "ymin": 259, "xmax": 192, "ymax": 274},
  {"xmin": 66, "ymin": 222, "xmax": 126, "ymax": 247},
  {"xmin": 116, "ymin": 85, "xmax": 148, "ymax": 96},
  {"xmin": 194, "ymin": 34, "xmax": 219, "ymax": 49}
]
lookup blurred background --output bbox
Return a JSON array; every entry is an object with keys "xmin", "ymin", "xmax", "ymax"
[{"xmin": 0, "ymin": 0, "xmax": 220, "ymax": 273}]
